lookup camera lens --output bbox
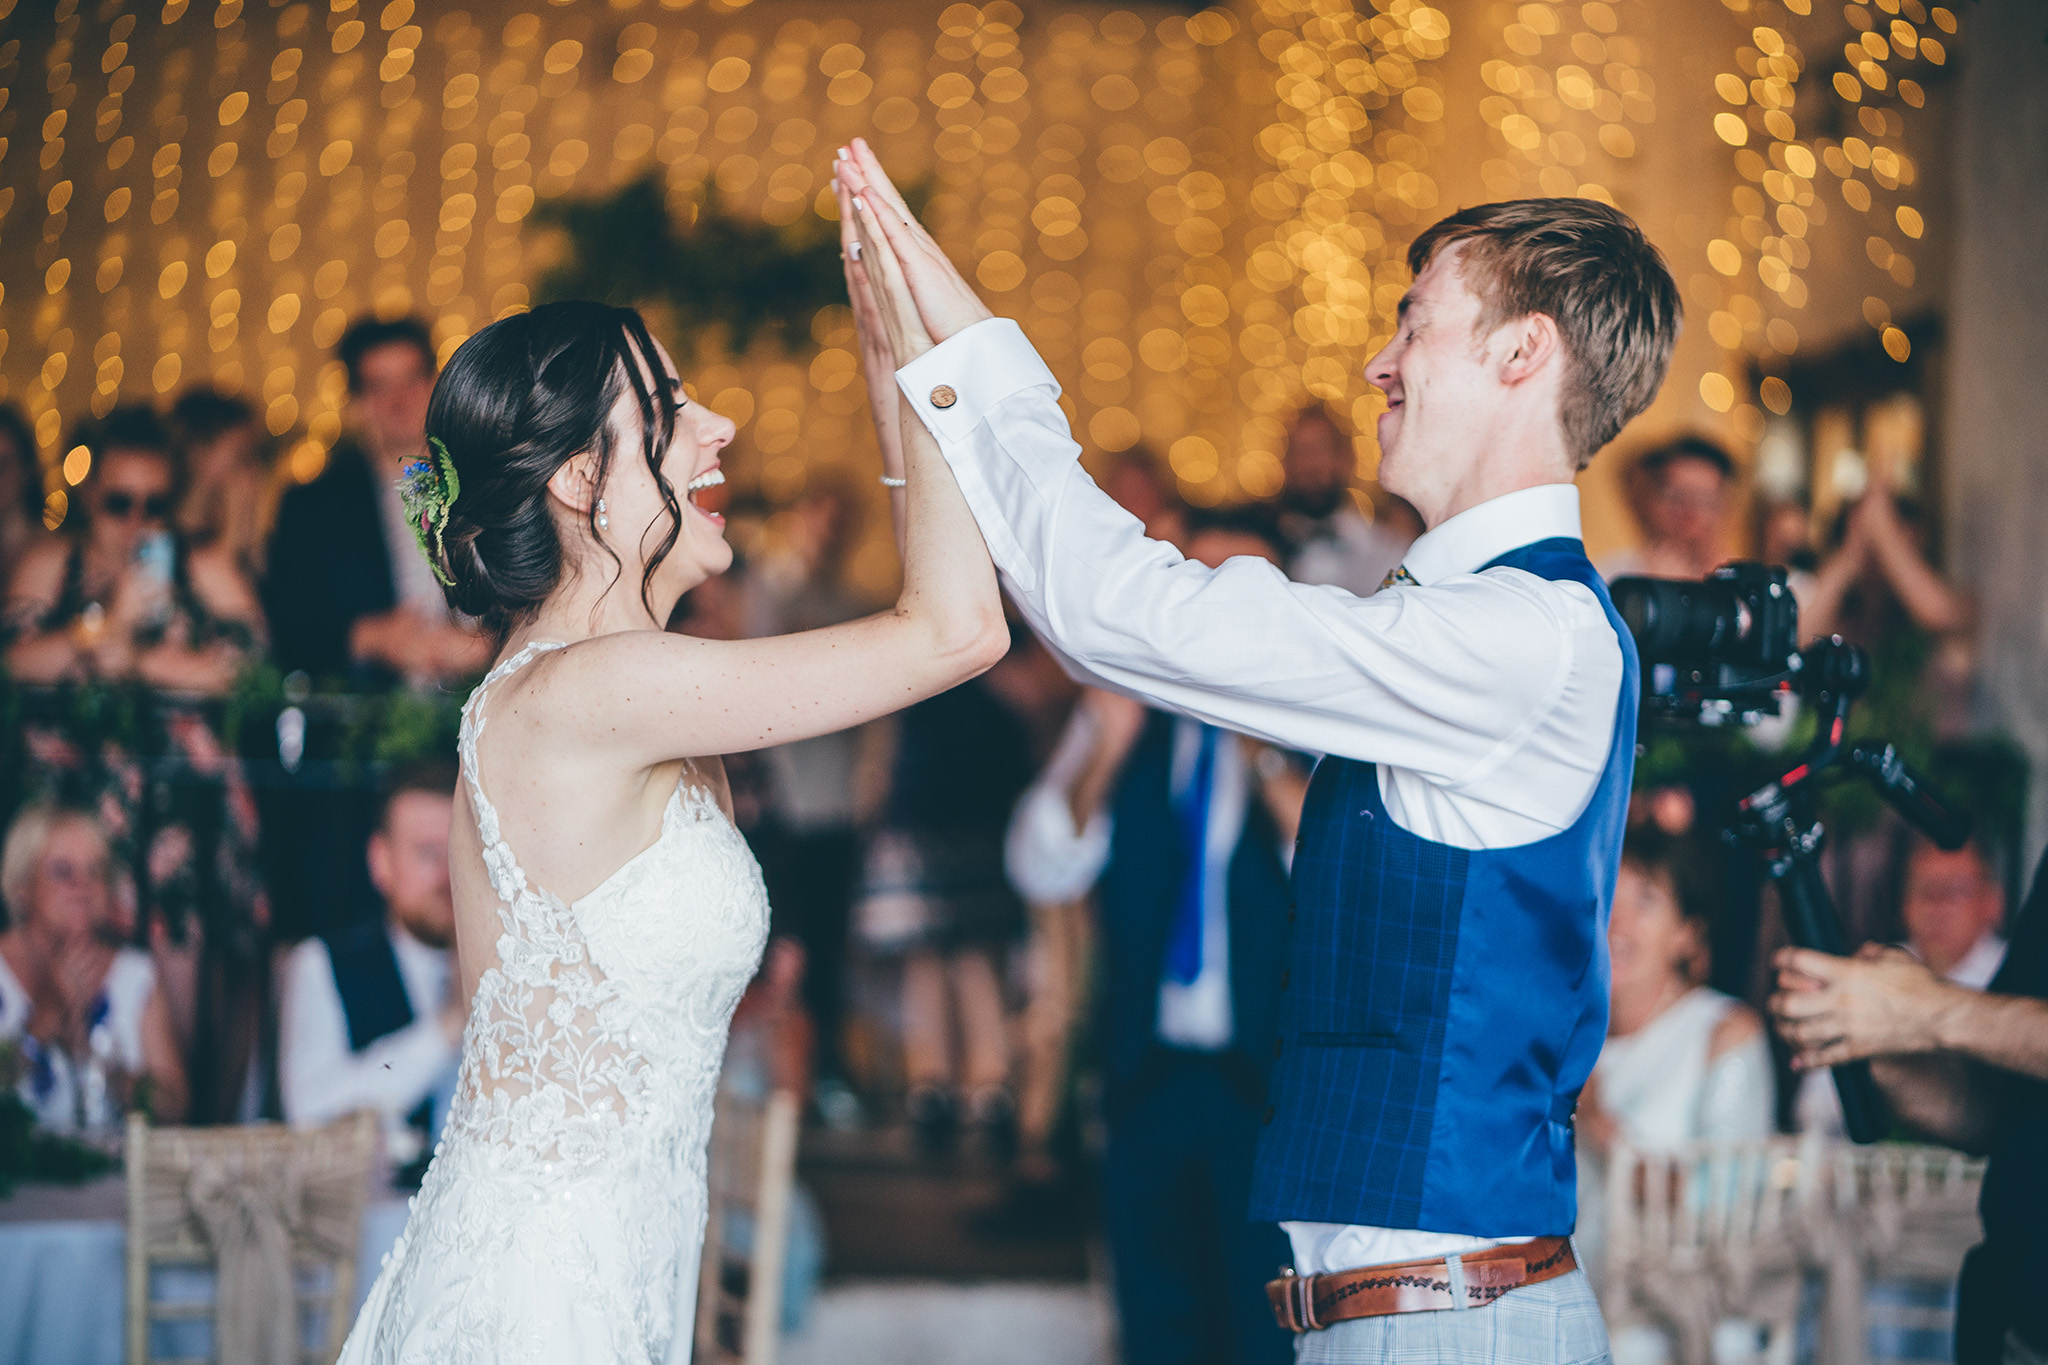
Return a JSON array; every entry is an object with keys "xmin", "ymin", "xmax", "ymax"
[{"xmin": 1611, "ymin": 577, "xmax": 1743, "ymax": 662}]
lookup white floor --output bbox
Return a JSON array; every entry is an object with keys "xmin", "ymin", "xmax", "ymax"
[{"xmin": 778, "ymin": 1279, "xmax": 1116, "ymax": 1365}]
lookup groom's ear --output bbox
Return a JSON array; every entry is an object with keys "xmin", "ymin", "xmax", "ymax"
[
  {"xmin": 1495, "ymin": 312, "xmax": 1564, "ymax": 388},
  {"xmin": 546, "ymin": 452, "xmax": 599, "ymax": 516}
]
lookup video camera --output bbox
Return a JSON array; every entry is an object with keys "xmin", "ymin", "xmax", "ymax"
[
  {"xmin": 1614, "ymin": 563, "xmax": 1829, "ymax": 725},
  {"xmin": 1610, "ymin": 564, "xmax": 1969, "ymax": 1143}
]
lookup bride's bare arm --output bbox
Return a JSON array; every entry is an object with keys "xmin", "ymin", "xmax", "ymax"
[{"xmin": 545, "ymin": 168, "xmax": 1007, "ymax": 760}]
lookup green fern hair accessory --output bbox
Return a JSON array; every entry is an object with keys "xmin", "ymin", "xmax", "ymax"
[{"xmin": 399, "ymin": 436, "xmax": 463, "ymax": 587}]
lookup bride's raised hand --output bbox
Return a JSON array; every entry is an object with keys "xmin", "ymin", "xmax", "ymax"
[
  {"xmin": 836, "ymin": 170, "xmax": 906, "ymax": 489},
  {"xmin": 835, "ymin": 138, "xmax": 992, "ymax": 347},
  {"xmin": 843, "ymin": 167, "xmax": 935, "ymax": 366}
]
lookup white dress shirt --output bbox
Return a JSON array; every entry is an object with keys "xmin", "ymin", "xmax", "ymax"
[
  {"xmin": 279, "ymin": 923, "xmax": 456, "ymax": 1160},
  {"xmin": 900, "ymin": 318, "xmax": 1625, "ymax": 1272},
  {"xmin": 1007, "ymin": 707, "xmax": 1263, "ymax": 1049}
]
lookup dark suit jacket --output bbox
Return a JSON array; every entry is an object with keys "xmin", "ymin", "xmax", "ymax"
[
  {"xmin": 1096, "ymin": 712, "xmax": 1293, "ymax": 1113},
  {"xmin": 261, "ymin": 442, "xmax": 398, "ymax": 686}
]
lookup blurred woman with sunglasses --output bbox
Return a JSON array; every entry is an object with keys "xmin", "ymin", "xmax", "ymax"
[{"xmin": 3, "ymin": 404, "xmax": 263, "ymax": 692}]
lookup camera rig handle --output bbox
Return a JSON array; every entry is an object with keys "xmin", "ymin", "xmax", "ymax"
[
  {"xmin": 1846, "ymin": 743, "xmax": 1973, "ymax": 851},
  {"xmin": 1729, "ymin": 645, "xmax": 1971, "ymax": 1144}
]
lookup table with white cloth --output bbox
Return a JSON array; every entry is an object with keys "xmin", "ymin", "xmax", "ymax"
[{"xmin": 0, "ymin": 1174, "xmax": 410, "ymax": 1365}]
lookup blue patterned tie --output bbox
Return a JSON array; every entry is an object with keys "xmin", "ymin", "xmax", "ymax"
[{"xmin": 1164, "ymin": 724, "xmax": 1219, "ymax": 985}]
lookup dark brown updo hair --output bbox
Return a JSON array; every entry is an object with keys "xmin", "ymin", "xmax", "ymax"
[{"xmin": 423, "ymin": 301, "xmax": 683, "ymax": 637}]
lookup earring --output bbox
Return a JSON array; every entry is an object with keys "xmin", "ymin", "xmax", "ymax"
[{"xmin": 597, "ymin": 498, "xmax": 608, "ymax": 531}]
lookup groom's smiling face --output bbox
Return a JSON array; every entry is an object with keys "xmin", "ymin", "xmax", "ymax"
[{"xmin": 1362, "ymin": 244, "xmax": 1509, "ymax": 518}]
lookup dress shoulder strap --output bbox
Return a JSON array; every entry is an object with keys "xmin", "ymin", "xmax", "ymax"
[{"xmin": 459, "ymin": 641, "xmax": 568, "ymax": 898}]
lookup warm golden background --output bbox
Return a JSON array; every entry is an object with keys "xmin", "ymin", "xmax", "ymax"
[{"xmin": 0, "ymin": 0, "xmax": 1966, "ymax": 581}]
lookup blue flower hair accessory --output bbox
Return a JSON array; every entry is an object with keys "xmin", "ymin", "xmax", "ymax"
[{"xmin": 399, "ymin": 436, "xmax": 462, "ymax": 587}]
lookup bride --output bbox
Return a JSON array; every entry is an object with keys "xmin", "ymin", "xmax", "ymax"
[{"xmin": 339, "ymin": 166, "xmax": 1005, "ymax": 1362}]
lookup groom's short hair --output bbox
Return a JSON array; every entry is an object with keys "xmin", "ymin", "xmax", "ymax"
[{"xmin": 1408, "ymin": 198, "xmax": 1681, "ymax": 468}]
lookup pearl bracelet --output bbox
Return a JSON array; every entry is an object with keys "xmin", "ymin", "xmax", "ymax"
[{"xmin": 879, "ymin": 475, "xmax": 907, "ymax": 488}]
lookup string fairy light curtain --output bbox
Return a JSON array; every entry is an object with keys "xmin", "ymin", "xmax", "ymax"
[
  {"xmin": 1235, "ymin": 0, "xmax": 1447, "ymax": 495},
  {"xmin": 0, "ymin": 0, "xmax": 1967, "ymax": 559},
  {"xmin": 0, "ymin": 0, "xmax": 1311, "ymax": 546},
  {"xmin": 1695, "ymin": 0, "xmax": 1955, "ymax": 440}
]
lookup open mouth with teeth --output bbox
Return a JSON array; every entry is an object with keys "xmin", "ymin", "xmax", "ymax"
[{"xmin": 685, "ymin": 466, "xmax": 726, "ymax": 526}]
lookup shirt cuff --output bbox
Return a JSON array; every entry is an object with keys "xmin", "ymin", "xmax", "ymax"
[{"xmin": 895, "ymin": 318, "xmax": 1061, "ymax": 445}]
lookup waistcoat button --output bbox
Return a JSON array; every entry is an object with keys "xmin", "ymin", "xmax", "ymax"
[
  {"xmin": 1273, "ymin": 1037, "xmax": 1284, "ymax": 1058},
  {"xmin": 1263, "ymin": 1105, "xmax": 1276, "ymax": 1125}
]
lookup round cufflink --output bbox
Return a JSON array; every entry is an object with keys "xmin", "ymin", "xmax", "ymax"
[{"xmin": 929, "ymin": 385, "xmax": 957, "ymax": 409}]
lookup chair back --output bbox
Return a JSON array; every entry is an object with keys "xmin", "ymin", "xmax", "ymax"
[
  {"xmin": 1602, "ymin": 1137, "xmax": 1985, "ymax": 1365},
  {"xmin": 695, "ymin": 1089, "xmax": 802, "ymax": 1365},
  {"xmin": 124, "ymin": 1111, "xmax": 378, "ymax": 1365}
]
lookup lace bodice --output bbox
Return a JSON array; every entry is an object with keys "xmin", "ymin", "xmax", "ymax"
[{"xmin": 339, "ymin": 640, "xmax": 771, "ymax": 1365}]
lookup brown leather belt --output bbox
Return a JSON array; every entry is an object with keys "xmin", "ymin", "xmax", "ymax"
[{"xmin": 1266, "ymin": 1236, "xmax": 1578, "ymax": 1332}]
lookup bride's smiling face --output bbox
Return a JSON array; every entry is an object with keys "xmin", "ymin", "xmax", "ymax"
[{"xmin": 596, "ymin": 335, "xmax": 738, "ymax": 609}]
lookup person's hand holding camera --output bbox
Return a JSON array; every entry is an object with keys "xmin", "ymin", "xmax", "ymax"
[{"xmin": 1770, "ymin": 942, "xmax": 1965, "ymax": 1069}]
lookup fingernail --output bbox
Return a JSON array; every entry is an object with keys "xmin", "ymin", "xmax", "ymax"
[
  {"xmin": 836, "ymin": 146, "xmax": 849, "ymax": 162},
  {"xmin": 853, "ymin": 194, "xmax": 867, "ymax": 214},
  {"xmin": 848, "ymin": 240, "xmax": 862, "ymax": 261}
]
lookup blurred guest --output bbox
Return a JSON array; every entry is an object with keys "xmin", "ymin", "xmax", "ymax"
[
  {"xmin": 721, "ymin": 937, "xmax": 828, "ymax": 1332},
  {"xmin": 278, "ymin": 762, "xmax": 462, "ymax": 1173},
  {"xmin": 3, "ymin": 405, "xmax": 262, "ymax": 693},
  {"xmin": 1904, "ymin": 840, "xmax": 2011, "ymax": 987},
  {"xmin": 1006, "ymin": 509, "xmax": 1303, "ymax": 1365},
  {"xmin": 1273, "ymin": 404, "xmax": 1414, "ymax": 594},
  {"xmin": 169, "ymin": 388, "xmax": 275, "ymax": 578},
  {"xmin": 0, "ymin": 804, "xmax": 188, "ymax": 1130},
  {"xmin": 262, "ymin": 316, "xmax": 488, "ymax": 687},
  {"xmin": 856, "ymin": 631, "xmax": 1041, "ymax": 1156},
  {"xmin": 744, "ymin": 476, "xmax": 887, "ymax": 1113},
  {"xmin": 1600, "ymin": 436, "xmax": 1735, "ymax": 581},
  {"xmin": 1797, "ymin": 838, "xmax": 2008, "ymax": 1135},
  {"xmin": 0, "ymin": 402, "xmax": 45, "ymax": 583},
  {"xmin": 1806, "ymin": 489, "xmax": 1972, "ymax": 641},
  {"xmin": 1102, "ymin": 446, "xmax": 1189, "ymax": 548},
  {"xmin": 668, "ymin": 564, "xmax": 777, "ymax": 838},
  {"xmin": 1757, "ymin": 497, "xmax": 1816, "ymax": 574},
  {"xmin": 1575, "ymin": 831, "xmax": 1772, "ymax": 1347},
  {"xmin": 1579, "ymin": 829, "xmax": 1774, "ymax": 1159}
]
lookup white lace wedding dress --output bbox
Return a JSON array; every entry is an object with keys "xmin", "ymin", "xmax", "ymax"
[{"xmin": 338, "ymin": 641, "xmax": 770, "ymax": 1364}]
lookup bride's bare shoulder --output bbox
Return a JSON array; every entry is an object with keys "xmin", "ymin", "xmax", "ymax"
[{"xmin": 486, "ymin": 630, "xmax": 714, "ymax": 739}]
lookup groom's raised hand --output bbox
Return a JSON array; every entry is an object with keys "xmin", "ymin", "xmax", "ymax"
[{"xmin": 835, "ymin": 138, "xmax": 993, "ymax": 348}]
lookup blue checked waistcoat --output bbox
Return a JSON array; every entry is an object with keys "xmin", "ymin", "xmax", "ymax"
[{"xmin": 1248, "ymin": 537, "xmax": 1639, "ymax": 1236}]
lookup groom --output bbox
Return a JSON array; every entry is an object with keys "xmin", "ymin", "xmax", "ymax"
[{"xmin": 840, "ymin": 146, "xmax": 1677, "ymax": 1361}]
